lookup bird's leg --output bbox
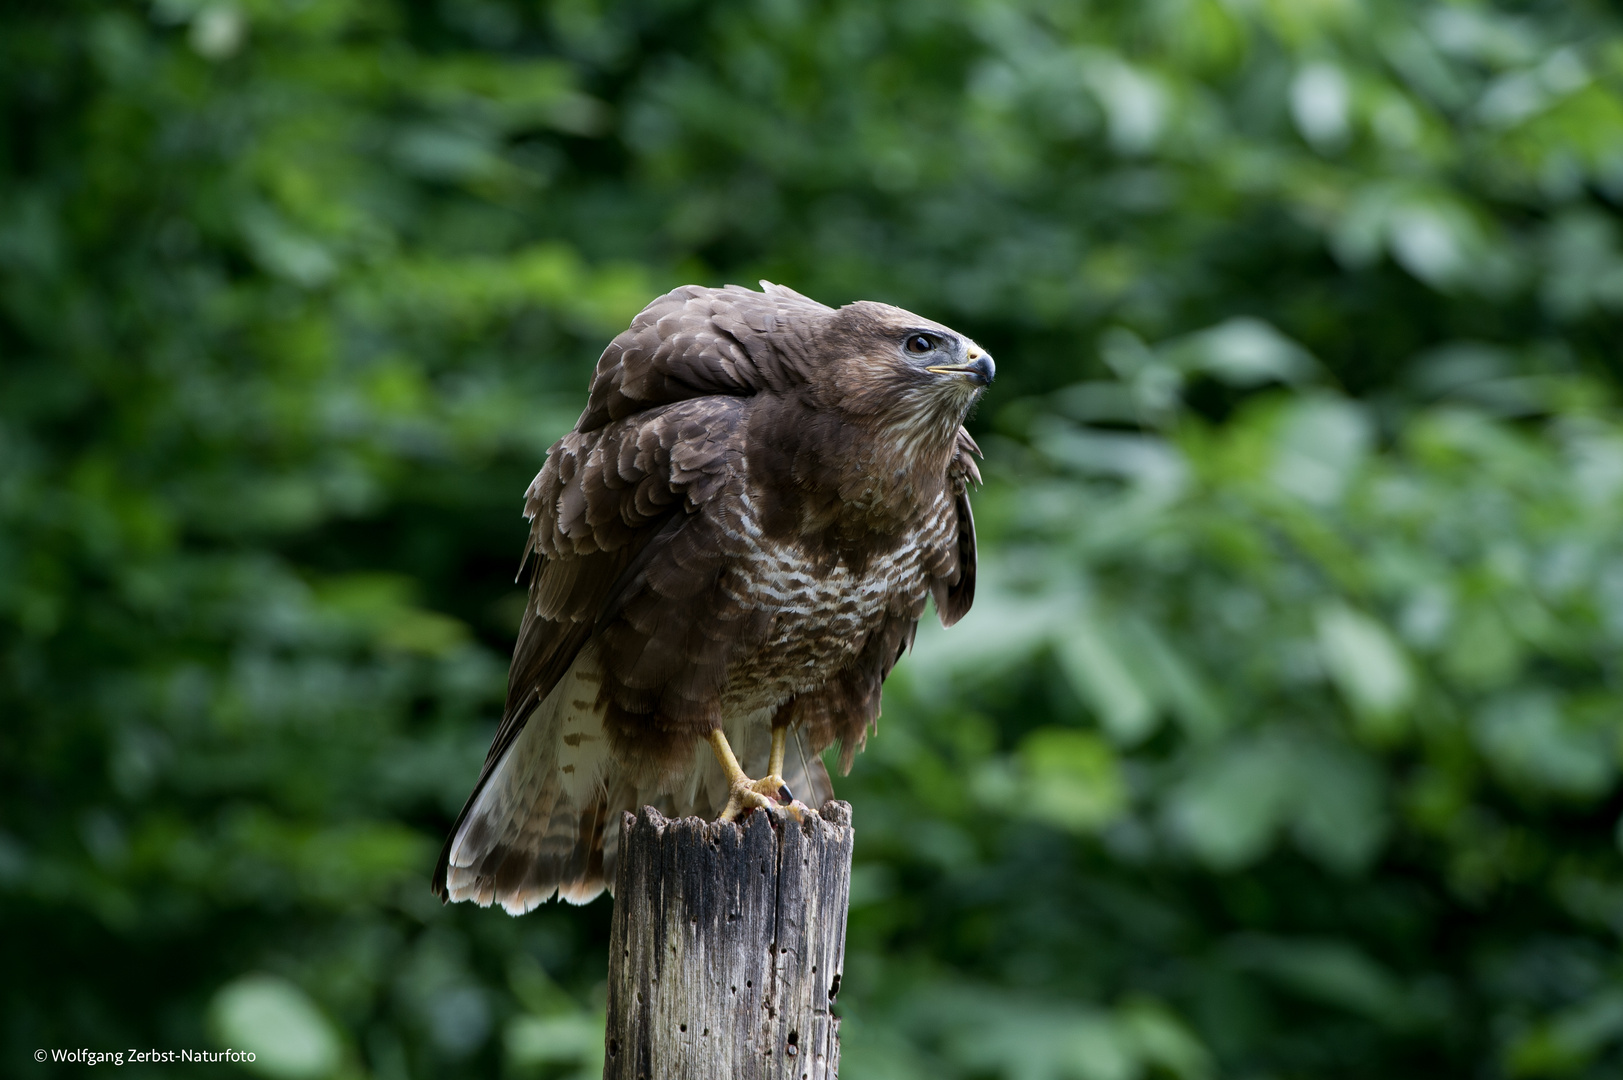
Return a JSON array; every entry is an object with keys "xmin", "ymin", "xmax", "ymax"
[
  {"xmin": 767, "ymin": 725, "xmax": 789, "ymax": 789},
  {"xmin": 761, "ymin": 725, "xmax": 811, "ymax": 820},
  {"xmin": 709, "ymin": 728, "xmax": 798, "ymax": 823},
  {"xmin": 756, "ymin": 724, "xmax": 799, "ymax": 807}
]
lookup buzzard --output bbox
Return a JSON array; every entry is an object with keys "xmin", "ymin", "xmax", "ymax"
[{"xmin": 433, "ymin": 282, "xmax": 991, "ymax": 912}]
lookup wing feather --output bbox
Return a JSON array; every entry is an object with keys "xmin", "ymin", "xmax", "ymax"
[
  {"xmin": 432, "ymin": 394, "xmax": 751, "ymax": 901},
  {"xmin": 577, "ymin": 283, "xmax": 833, "ymax": 430},
  {"xmin": 927, "ymin": 426, "xmax": 981, "ymax": 627}
]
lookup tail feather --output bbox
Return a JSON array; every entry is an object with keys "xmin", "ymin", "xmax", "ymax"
[{"xmin": 438, "ymin": 661, "xmax": 614, "ymax": 913}]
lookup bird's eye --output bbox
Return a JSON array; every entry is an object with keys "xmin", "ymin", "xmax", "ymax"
[{"xmin": 905, "ymin": 334, "xmax": 936, "ymax": 355}]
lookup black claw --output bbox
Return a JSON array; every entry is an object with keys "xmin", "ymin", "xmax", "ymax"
[{"xmin": 778, "ymin": 784, "xmax": 794, "ymax": 804}]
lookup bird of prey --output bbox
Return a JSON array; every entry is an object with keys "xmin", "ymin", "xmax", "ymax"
[{"xmin": 432, "ymin": 281, "xmax": 991, "ymax": 912}]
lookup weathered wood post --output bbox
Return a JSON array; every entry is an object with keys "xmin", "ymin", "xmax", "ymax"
[{"xmin": 603, "ymin": 802, "xmax": 854, "ymax": 1080}]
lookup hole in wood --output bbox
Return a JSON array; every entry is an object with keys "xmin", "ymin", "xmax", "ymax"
[
  {"xmin": 608, "ymin": 1039, "xmax": 618, "ymax": 1058},
  {"xmin": 828, "ymin": 973, "xmax": 841, "ymax": 1000},
  {"xmin": 680, "ymin": 1024, "xmax": 687, "ymax": 1032}
]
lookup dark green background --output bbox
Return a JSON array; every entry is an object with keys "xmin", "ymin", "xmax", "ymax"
[{"xmin": 7, "ymin": 1, "xmax": 1623, "ymax": 1077}]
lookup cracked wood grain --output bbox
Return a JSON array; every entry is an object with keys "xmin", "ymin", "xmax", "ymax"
[{"xmin": 603, "ymin": 802, "xmax": 854, "ymax": 1080}]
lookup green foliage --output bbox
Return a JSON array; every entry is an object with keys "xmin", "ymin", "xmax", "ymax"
[
  {"xmin": 866, "ymin": 371, "xmax": 1623, "ymax": 1076},
  {"xmin": 5, "ymin": 1, "xmax": 1623, "ymax": 1078}
]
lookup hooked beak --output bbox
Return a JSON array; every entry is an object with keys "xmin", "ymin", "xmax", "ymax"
[{"xmin": 926, "ymin": 350, "xmax": 995, "ymax": 387}]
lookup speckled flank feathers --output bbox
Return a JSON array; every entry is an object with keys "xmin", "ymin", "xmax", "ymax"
[{"xmin": 433, "ymin": 282, "xmax": 986, "ymax": 910}]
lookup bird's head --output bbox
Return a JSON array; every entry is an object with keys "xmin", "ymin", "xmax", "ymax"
[{"xmin": 821, "ymin": 301, "xmax": 994, "ymax": 452}]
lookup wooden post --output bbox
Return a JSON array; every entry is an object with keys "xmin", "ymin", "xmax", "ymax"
[{"xmin": 603, "ymin": 801, "xmax": 854, "ymax": 1080}]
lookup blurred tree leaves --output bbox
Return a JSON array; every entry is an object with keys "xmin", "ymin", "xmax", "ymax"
[
  {"xmin": 7, "ymin": 1, "xmax": 1623, "ymax": 1079},
  {"xmin": 209, "ymin": 974, "xmax": 344, "ymax": 1080}
]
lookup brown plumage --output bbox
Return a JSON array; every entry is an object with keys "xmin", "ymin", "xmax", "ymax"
[{"xmin": 433, "ymin": 281, "xmax": 990, "ymax": 912}]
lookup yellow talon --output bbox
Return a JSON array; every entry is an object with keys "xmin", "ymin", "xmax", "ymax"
[{"xmin": 708, "ymin": 728, "xmax": 806, "ymax": 822}]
